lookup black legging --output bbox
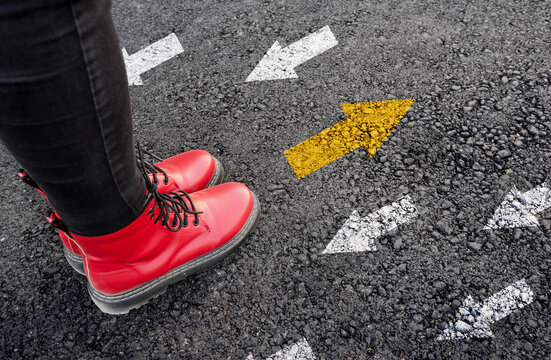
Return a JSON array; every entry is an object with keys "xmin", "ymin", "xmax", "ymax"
[{"xmin": 0, "ymin": 0, "xmax": 147, "ymax": 236}]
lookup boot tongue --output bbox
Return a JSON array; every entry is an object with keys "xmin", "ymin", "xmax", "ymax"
[
  {"xmin": 137, "ymin": 143, "xmax": 200, "ymax": 231},
  {"xmin": 143, "ymin": 188, "xmax": 202, "ymax": 232},
  {"xmin": 148, "ymin": 173, "xmax": 178, "ymax": 193}
]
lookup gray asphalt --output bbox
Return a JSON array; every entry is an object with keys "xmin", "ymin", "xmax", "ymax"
[{"xmin": 1, "ymin": 0, "xmax": 550, "ymax": 359}]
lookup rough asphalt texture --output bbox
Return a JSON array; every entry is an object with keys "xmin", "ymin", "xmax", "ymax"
[{"xmin": 1, "ymin": 0, "xmax": 550, "ymax": 359}]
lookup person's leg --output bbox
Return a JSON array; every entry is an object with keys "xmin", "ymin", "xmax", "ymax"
[
  {"xmin": 0, "ymin": 0, "xmax": 146, "ymax": 236},
  {"xmin": 0, "ymin": 0, "xmax": 261, "ymax": 315}
]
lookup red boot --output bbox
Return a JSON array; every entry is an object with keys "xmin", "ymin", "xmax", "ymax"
[
  {"xmin": 67, "ymin": 181, "xmax": 260, "ymax": 314},
  {"xmin": 19, "ymin": 147, "xmax": 224, "ymax": 274}
]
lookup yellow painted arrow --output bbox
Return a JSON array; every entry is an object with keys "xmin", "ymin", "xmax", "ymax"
[{"xmin": 284, "ymin": 99, "xmax": 415, "ymax": 179}]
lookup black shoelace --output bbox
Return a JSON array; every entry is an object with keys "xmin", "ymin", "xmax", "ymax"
[
  {"xmin": 135, "ymin": 145, "xmax": 169, "ymax": 186},
  {"xmin": 137, "ymin": 143, "xmax": 201, "ymax": 232}
]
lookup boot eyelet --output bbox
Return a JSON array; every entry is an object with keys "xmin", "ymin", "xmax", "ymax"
[
  {"xmin": 193, "ymin": 218, "xmax": 199, "ymax": 226},
  {"xmin": 163, "ymin": 178, "xmax": 169, "ymax": 185}
]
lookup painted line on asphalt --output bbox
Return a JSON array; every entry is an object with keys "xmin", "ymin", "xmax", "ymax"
[
  {"xmin": 122, "ymin": 33, "xmax": 184, "ymax": 86},
  {"xmin": 322, "ymin": 195, "xmax": 418, "ymax": 254},
  {"xmin": 437, "ymin": 279, "xmax": 534, "ymax": 340},
  {"xmin": 246, "ymin": 338, "xmax": 316, "ymax": 360},
  {"xmin": 485, "ymin": 183, "xmax": 551, "ymax": 229},
  {"xmin": 284, "ymin": 99, "xmax": 415, "ymax": 179},
  {"xmin": 246, "ymin": 25, "xmax": 338, "ymax": 82}
]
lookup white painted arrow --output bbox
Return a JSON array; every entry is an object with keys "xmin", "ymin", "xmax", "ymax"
[
  {"xmin": 322, "ymin": 195, "xmax": 418, "ymax": 254},
  {"xmin": 438, "ymin": 279, "xmax": 534, "ymax": 340},
  {"xmin": 246, "ymin": 338, "xmax": 316, "ymax": 360},
  {"xmin": 485, "ymin": 183, "xmax": 551, "ymax": 229},
  {"xmin": 122, "ymin": 33, "xmax": 184, "ymax": 86},
  {"xmin": 245, "ymin": 25, "xmax": 338, "ymax": 82}
]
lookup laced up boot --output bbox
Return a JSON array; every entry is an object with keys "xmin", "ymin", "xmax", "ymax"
[
  {"xmin": 19, "ymin": 146, "xmax": 224, "ymax": 274},
  {"xmin": 61, "ymin": 153, "xmax": 260, "ymax": 314}
]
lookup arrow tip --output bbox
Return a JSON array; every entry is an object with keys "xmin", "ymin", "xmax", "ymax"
[
  {"xmin": 322, "ymin": 210, "xmax": 377, "ymax": 254},
  {"xmin": 483, "ymin": 222, "xmax": 496, "ymax": 230},
  {"xmin": 122, "ymin": 48, "xmax": 143, "ymax": 86},
  {"xmin": 340, "ymin": 99, "xmax": 415, "ymax": 157},
  {"xmin": 484, "ymin": 186, "xmax": 542, "ymax": 229},
  {"xmin": 245, "ymin": 41, "xmax": 299, "ymax": 82},
  {"xmin": 437, "ymin": 320, "xmax": 494, "ymax": 340}
]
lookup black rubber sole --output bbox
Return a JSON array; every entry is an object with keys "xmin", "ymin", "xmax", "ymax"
[
  {"xmin": 206, "ymin": 157, "xmax": 224, "ymax": 188},
  {"xmin": 87, "ymin": 191, "xmax": 260, "ymax": 315},
  {"xmin": 63, "ymin": 156, "xmax": 225, "ymax": 277},
  {"xmin": 63, "ymin": 246, "xmax": 86, "ymax": 275}
]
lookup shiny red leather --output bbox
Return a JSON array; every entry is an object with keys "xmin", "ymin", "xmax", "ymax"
[
  {"xmin": 60, "ymin": 229, "xmax": 82, "ymax": 254},
  {"xmin": 154, "ymin": 150, "xmax": 216, "ymax": 193},
  {"xmin": 47, "ymin": 150, "xmax": 218, "ymax": 255},
  {"xmin": 69, "ymin": 183, "xmax": 254, "ymax": 294}
]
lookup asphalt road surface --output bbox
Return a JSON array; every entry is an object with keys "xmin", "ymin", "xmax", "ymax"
[{"xmin": 1, "ymin": 0, "xmax": 550, "ymax": 359}]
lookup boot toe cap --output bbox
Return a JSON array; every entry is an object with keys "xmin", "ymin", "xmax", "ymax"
[
  {"xmin": 195, "ymin": 182, "xmax": 255, "ymax": 243},
  {"xmin": 159, "ymin": 150, "xmax": 216, "ymax": 192}
]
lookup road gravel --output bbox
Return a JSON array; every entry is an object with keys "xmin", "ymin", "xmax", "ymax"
[{"xmin": 0, "ymin": 0, "xmax": 549, "ymax": 359}]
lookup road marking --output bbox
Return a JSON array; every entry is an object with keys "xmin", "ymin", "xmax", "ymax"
[
  {"xmin": 122, "ymin": 33, "xmax": 184, "ymax": 86},
  {"xmin": 284, "ymin": 99, "xmax": 415, "ymax": 179},
  {"xmin": 485, "ymin": 183, "xmax": 551, "ymax": 229},
  {"xmin": 246, "ymin": 338, "xmax": 316, "ymax": 360},
  {"xmin": 322, "ymin": 195, "xmax": 418, "ymax": 254},
  {"xmin": 245, "ymin": 25, "xmax": 338, "ymax": 82},
  {"xmin": 437, "ymin": 279, "xmax": 534, "ymax": 340}
]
